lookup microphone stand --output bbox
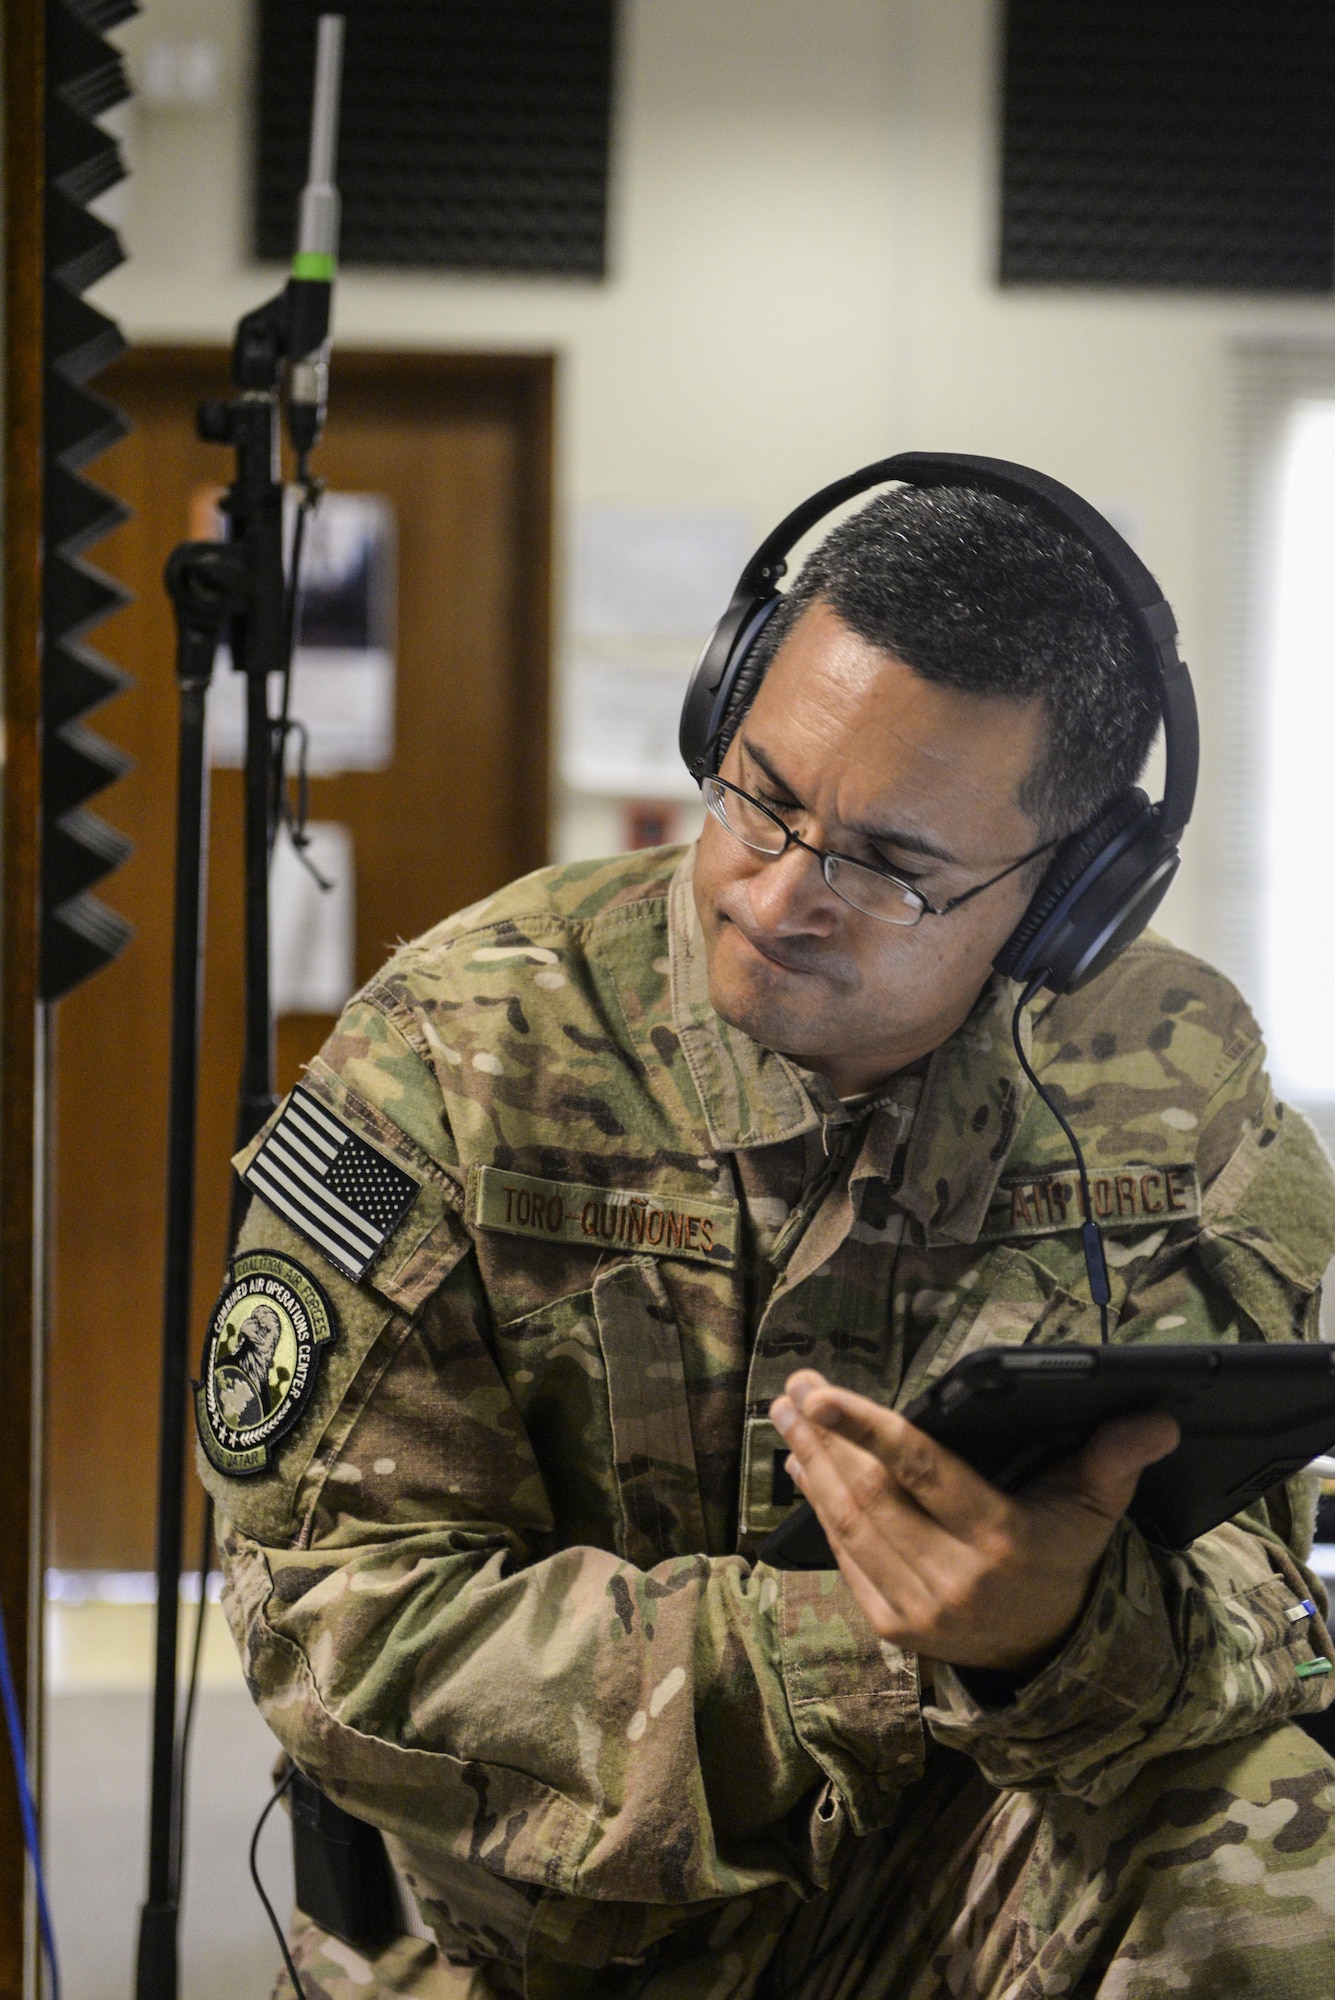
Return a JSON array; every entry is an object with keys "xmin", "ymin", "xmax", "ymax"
[{"xmin": 134, "ymin": 21, "xmax": 344, "ymax": 2000}]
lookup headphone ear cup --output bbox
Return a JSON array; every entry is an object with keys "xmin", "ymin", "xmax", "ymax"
[
  {"xmin": 709, "ymin": 632, "xmax": 773, "ymax": 773},
  {"xmin": 995, "ymin": 790, "xmax": 1163, "ymax": 991},
  {"xmin": 1055, "ymin": 830, "xmax": 1179, "ymax": 991},
  {"xmin": 678, "ymin": 595, "xmax": 782, "ymax": 778}
]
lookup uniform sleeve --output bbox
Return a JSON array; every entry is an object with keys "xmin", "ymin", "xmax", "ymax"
[
  {"xmin": 926, "ymin": 1041, "xmax": 1335, "ymax": 1805},
  {"xmin": 203, "ymin": 999, "xmax": 923, "ymax": 1955}
]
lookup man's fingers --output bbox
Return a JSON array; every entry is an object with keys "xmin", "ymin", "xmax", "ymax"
[
  {"xmin": 783, "ymin": 1373, "xmax": 1009, "ymax": 1541},
  {"xmin": 774, "ymin": 1394, "xmax": 902, "ymax": 1522},
  {"xmin": 773, "ymin": 1392, "xmax": 997, "ymax": 1622},
  {"xmin": 1068, "ymin": 1412, "xmax": 1181, "ymax": 1520},
  {"xmin": 787, "ymin": 1375, "xmax": 896, "ymax": 1458},
  {"xmin": 780, "ymin": 1430, "xmax": 939, "ymax": 1627}
]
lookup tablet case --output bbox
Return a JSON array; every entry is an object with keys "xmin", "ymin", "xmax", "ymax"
[{"xmin": 759, "ymin": 1343, "xmax": 1335, "ymax": 1567}]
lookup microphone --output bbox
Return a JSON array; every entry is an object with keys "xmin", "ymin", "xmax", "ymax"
[{"xmin": 285, "ymin": 13, "xmax": 344, "ymax": 460}]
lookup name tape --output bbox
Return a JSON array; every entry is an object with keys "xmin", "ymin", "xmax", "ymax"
[
  {"xmin": 468, "ymin": 1165, "xmax": 739, "ymax": 1267},
  {"xmin": 982, "ymin": 1163, "xmax": 1200, "ymax": 1240}
]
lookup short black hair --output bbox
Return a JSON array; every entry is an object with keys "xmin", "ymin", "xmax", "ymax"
[{"xmin": 743, "ymin": 486, "xmax": 1160, "ymax": 841}]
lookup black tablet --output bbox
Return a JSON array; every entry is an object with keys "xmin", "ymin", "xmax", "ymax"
[{"xmin": 757, "ymin": 1342, "xmax": 1335, "ymax": 1569}]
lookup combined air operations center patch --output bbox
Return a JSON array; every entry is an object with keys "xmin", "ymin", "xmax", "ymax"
[{"xmin": 195, "ymin": 1249, "xmax": 336, "ymax": 1476}]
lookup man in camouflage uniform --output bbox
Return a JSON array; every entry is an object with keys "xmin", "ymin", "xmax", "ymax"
[{"xmin": 198, "ymin": 488, "xmax": 1335, "ymax": 1998}]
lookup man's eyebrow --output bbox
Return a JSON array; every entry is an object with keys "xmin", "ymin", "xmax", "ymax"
[{"xmin": 739, "ymin": 735, "xmax": 960, "ymax": 866}]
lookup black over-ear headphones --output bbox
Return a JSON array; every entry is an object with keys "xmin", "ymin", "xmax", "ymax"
[{"xmin": 679, "ymin": 452, "xmax": 1198, "ymax": 997}]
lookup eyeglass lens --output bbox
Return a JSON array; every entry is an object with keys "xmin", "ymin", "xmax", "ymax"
[{"xmin": 703, "ymin": 779, "xmax": 925, "ymax": 927}]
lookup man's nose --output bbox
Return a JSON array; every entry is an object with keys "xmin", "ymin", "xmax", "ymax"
[{"xmin": 744, "ymin": 840, "xmax": 839, "ymax": 934}]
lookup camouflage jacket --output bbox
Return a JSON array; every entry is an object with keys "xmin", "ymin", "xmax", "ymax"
[{"xmin": 200, "ymin": 845, "xmax": 1335, "ymax": 1997}]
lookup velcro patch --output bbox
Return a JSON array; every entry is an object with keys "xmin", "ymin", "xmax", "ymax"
[
  {"xmin": 195, "ymin": 1249, "xmax": 336, "ymax": 1476},
  {"xmin": 981, "ymin": 1163, "xmax": 1200, "ymax": 1241},
  {"xmin": 468, "ymin": 1165, "xmax": 739, "ymax": 1267},
  {"xmin": 242, "ymin": 1086, "xmax": 419, "ymax": 1281}
]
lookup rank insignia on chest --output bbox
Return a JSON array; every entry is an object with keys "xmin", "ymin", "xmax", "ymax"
[
  {"xmin": 195, "ymin": 1250, "xmax": 336, "ymax": 1476},
  {"xmin": 981, "ymin": 1162, "xmax": 1201, "ymax": 1240},
  {"xmin": 468, "ymin": 1165, "xmax": 740, "ymax": 1267},
  {"xmin": 242, "ymin": 1085, "xmax": 418, "ymax": 1281}
]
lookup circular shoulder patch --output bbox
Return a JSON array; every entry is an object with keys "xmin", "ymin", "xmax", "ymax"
[{"xmin": 195, "ymin": 1249, "xmax": 336, "ymax": 1477}]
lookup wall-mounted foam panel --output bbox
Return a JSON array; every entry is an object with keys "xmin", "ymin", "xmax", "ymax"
[
  {"xmin": 1001, "ymin": 0, "xmax": 1335, "ymax": 290},
  {"xmin": 42, "ymin": 0, "xmax": 137, "ymax": 1001},
  {"xmin": 256, "ymin": 0, "xmax": 615, "ymax": 276}
]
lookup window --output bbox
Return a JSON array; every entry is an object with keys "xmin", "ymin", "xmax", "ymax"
[
  {"xmin": 1226, "ymin": 344, "xmax": 1335, "ymax": 1155},
  {"xmin": 1262, "ymin": 399, "xmax": 1335, "ymax": 1101}
]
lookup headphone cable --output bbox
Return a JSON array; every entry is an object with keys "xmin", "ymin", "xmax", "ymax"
[
  {"xmin": 1011, "ymin": 976, "xmax": 1111, "ymax": 1344},
  {"xmin": 250, "ymin": 1762, "xmax": 307, "ymax": 1998}
]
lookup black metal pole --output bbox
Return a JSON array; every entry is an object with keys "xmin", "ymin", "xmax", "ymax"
[
  {"xmin": 136, "ymin": 542, "xmax": 249, "ymax": 2000},
  {"xmin": 227, "ymin": 392, "xmax": 286, "ymax": 1162},
  {"xmin": 136, "ymin": 385, "xmax": 286, "ymax": 2000},
  {"xmin": 135, "ymin": 28, "xmax": 344, "ymax": 1996}
]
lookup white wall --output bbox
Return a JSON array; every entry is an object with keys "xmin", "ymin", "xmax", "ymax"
[{"xmin": 95, "ymin": 0, "xmax": 1335, "ymax": 968}]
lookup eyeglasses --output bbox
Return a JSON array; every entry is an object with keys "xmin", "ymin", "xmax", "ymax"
[{"xmin": 701, "ymin": 774, "xmax": 1057, "ymax": 928}]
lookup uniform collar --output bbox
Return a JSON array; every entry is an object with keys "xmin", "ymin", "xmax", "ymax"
[
  {"xmin": 892, "ymin": 977, "xmax": 1036, "ymax": 1242},
  {"xmin": 668, "ymin": 846, "xmax": 1037, "ymax": 1239}
]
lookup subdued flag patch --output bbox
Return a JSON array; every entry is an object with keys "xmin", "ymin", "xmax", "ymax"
[{"xmin": 243, "ymin": 1086, "xmax": 418, "ymax": 1280}]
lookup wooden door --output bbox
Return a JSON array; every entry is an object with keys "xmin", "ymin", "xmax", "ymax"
[{"xmin": 47, "ymin": 348, "xmax": 553, "ymax": 1569}]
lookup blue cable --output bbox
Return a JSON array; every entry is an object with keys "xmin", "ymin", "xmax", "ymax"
[{"xmin": 0, "ymin": 1595, "xmax": 59, "ymax": 2000}]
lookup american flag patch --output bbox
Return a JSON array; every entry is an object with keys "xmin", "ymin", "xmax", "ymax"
[{"xmin": 243, "ymin": 1086, "xmax": 419, "ymax": 1282}]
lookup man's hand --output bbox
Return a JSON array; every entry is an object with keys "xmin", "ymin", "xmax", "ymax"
[{"xmin": 770, "ymin": 1369, "xmax": 1179, "ymax": 1677}]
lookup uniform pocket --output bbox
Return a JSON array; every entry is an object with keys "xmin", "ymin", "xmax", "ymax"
[
  {"xmin": 490, "ymin": 1285, "xmax": 620, "ymax": 1553},
  {"xmin": 592, "ymin": 1256, "xmax": 707, "ymax": 1566},
  {"xmin": 490, "ymin": 1258, "xmax": 706, "ymax": 1566},
  {"xmin": 896, "ymin": 1245, "xmax": 1104, "ymax": 1410}
]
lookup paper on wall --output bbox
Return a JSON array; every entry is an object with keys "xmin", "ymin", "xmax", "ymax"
[
  {"xmin": 269, "ymin": 820, "xmax": 356, "ymax": 1017},
  {"xmin": 561, "ymin": 653, "xmax": 704, "ymax": 800},
  {"xmin": 207, "ymin": 490, "xmax": 397, "ymax": 774},
  {"xmin": 573, "ymin": 505, "xmax": 752, "ymax": 638}
]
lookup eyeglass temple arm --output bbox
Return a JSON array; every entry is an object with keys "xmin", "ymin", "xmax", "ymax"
[{"xmin": 931, "ymin": 835, "xmax": 1061, "ymax": 916}]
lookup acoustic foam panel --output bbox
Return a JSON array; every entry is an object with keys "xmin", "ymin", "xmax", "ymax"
[
  {"xmin": 255, "ymin": 0, "xmax": 615, "ymax": 277},
  {"xmin": 42, "ymin": 0, "xmax": 136, "ymax": 1001},
  {"xmin": 1001, "ymin": 0, "xmax": 1335, "ymax": 290}
]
